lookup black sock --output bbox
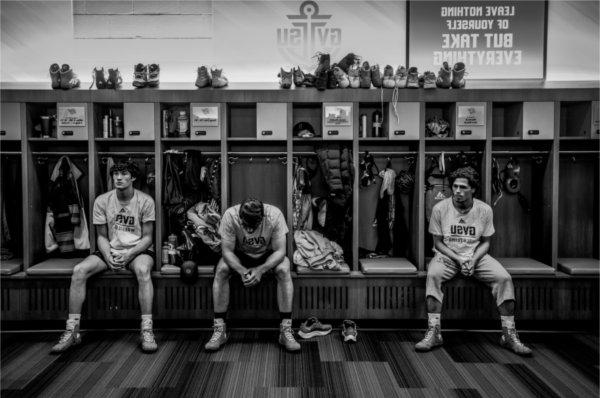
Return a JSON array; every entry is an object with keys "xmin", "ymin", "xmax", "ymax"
[
  {"xmin": 214, "ymin": 312, "xmax": 227, "ymax": 321},
  {"xmin": 280, "ymin": 312, "xmax": 292, "ymax": 321}
]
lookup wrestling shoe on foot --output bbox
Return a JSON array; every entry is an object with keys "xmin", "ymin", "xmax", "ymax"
[
  {"xmin": 279, "ymin": 320, "xmax": 301, "ymax": 351},
  {"xmin": 298, "ymin": 317, "xmax": 333, "ymax": 339},
  {"xmin": 205, "ymin": 320, "xmax": 228, "ymax": 351},
  {"xmin": 140, "ymin": 319, "xmax": 158, "ymax": 352},
  {"xmin": 51, "ymin": 319, "xmax": 81, "ymax": 353},
  {"xmin": 342, "ymin": 320, "xmax": 358, "ymax": 342},
  {"xmin": 415, "ymin": 325, "xmax": 443, "ymax": 351},
  {"xmin": 500, "ymin": 328, "xmax": 532, "ymax": 356}
]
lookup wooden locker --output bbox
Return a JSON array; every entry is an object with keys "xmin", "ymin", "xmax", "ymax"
[
  {"xmin": 0, "ymin": 103, "xmax": 21, "ymax": 140},
  {"xmin": 388, "ymin": 102, "xmax": 420, "ymax": 140},
  {"xmin": 124, "ymin": 103, "xmax": 155, "ymax": 140}
]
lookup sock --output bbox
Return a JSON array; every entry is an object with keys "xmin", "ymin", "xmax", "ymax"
[
  {"xmin": 501, "ymin": 315, "xmax": 515, "ymax": 330},
  {"xmin": 428, "ymin": 313, "xmax": 441, "ymax": 328},
  {"xmin": 280, "ymin": 312, "xmax": 292, "ymax": 322},
  {"xmin": 214, "ymin": 312, "xmax": 227, "ymax": 324},
  {"xmin": 141, "ymin": 314, "xmax": 153, "ymax": 330},
  {"xmin": 67, "ymin": 314, "xmax": 80, "ymax": 328}
]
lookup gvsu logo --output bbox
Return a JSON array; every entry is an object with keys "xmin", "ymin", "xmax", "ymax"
[{"xmin": 277, "ymin": 1, "xmax": 342, "ymax": 64}]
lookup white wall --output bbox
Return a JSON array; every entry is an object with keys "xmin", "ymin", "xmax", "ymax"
[{"xmin": 1, "ymin": 0, "xmax": 598, "ymax": 83}]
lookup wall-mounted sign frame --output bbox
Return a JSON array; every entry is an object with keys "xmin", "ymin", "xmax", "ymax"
[{"xmin": 407, "ymin": 0, "xmax": 547, "ymax": 80}]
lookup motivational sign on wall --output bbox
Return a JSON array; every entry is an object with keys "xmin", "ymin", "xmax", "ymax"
[{"xmin": 409, "ymin": 1, "xmax": 546, "ymax": 79}]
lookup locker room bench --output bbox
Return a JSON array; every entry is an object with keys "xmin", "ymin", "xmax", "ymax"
[
  {"xmin": 558, "ymin": 258, "xmax": 600, "ymax": 275},
  {"xmin": 0, "ymin": 258, "xmax": 22, "ymax": 275}
]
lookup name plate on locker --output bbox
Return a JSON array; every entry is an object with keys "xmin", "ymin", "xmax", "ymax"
[
  {"xmin": 323, "ymin": 103, "xmax": 353, "ymax": 140},
  {"xmin": 57, "ymin": 103, "xmax": 89, "ymax": 140},
  {"xmin": 190, "ymin": 103, "xmax": 220, "ymax": 140},
  {"xmin": 455, "ymin": 102, "xmax": 486, "ymax": 140}
]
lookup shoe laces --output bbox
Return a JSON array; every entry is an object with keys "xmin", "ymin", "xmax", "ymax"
[
  {"xmin": 506, "ymin": 329, "xmax": 523, "ymax": 344},
  {"xmin": 424, "ymin": 326, "xmax": 437, "ymax": 341},
  {"xmin": 58, "ymin": 329, "xmax": 74, "ymax": 343},
  {"xmin": 142, "ymin": 329, "xmax": 155, "ymax": 344},
  {"xmin": 282, "ymin": 325, "xmax": 296, "ymax": 342},
  {"xmin": 209, "ymin": 325, "xmax": 224, "ymax": 343}
]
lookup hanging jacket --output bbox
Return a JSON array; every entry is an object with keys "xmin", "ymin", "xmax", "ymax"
[
  {"xmin": 183, "ymin": 150, "xmax": 206, "ymax": 203},
  {"xmin": 425, "ymin": 155, "xmax": 452, "ymax": 223},
  {"xmin": 292, "ymin": 162, "xmax": 313, "ymax": 231},
  {"xmin": 163, "ymin": 153, "xmax": 191, "ymax": 232},
  {"xmin": 208, "ymin": 158, "xmax": 221, "ymax": 213},
  {"xmin": 316, "ymin": 146, "xmax": 354, "ymax": 206},
  {"xmin": 186, "ymin": 201, "xmax": 222, "ymax": 253},
  {"xmin": 45, "ymin": 156, "xmax": 90, "ymax": 253}
]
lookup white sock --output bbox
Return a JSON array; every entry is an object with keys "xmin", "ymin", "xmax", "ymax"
[
  {"xmin": 214, "ymin": 318, "xmax": 225, "ymax": 326},
  {"xmin": 68, "ymin": 313, "xmax": 81, "ymax": 321},
  {"xmin": 281, "ymin": 318, "xmax": 292, "ymax": 327},
  {"xmin": 501, "ymin": 315, "xmax": 515, "ymax": 330},
  {"xmin": 141, "ymin": 314, "xmax": 153, "ymax": 329},
  {"xmin": 428, "ymin": 313, "xmax": 441, "ymax": 328}
]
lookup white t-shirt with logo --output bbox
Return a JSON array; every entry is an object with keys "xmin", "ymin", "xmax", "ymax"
[
  {"xmin": 428, "ymin": 198, "xmax": 494, "ymax": 257},
  {"xmin": 93, "ymin": 189, "xmax": 155, "ymax": 253},
  {"xmin": 219, "ymin": 204, "xmax": 288, "ymax": 259}
]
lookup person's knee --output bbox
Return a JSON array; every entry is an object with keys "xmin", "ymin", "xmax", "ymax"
[
  {"xmin": 132, "ymin": 257, "xmax": 153, "ymax": 283},
  {"xmin": 497, "ymin": 271, "xmax": 512, "ymax": 286},
  {"xmin": 71, "ymin": 263, "xmax": 89, "ymax": 283},
  {"xmin": 215, "ymin": 260, "xmax": 231, "ymax": 281},
  {"xmin": 275, "ymin": 257, "xmax": 291, "ymax": 281},
  {"xmin": 426, "ymin": 266, "xmax": 444, "ymax": 284}
]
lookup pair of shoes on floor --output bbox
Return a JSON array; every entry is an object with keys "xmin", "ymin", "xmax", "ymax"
[
  {"xmin": 298, "ymin": 316, "xmax": 333, "ymax": 338},
  {"xmin": 49, "ymin": 63, "xmax": 80, "ymax": 90},
  {"xmin": 205, "ymin": 319, "xmax": 301, "ymax": 352},
  {"xmin": 133, "ymin": 63, "xmax": 160, "ymax": 88},
  {"xmin": 436, "ymin": 61, "xmax": 466, "ymax": 89},
  {"xmin": 51, "ymin": 318, "xmax": 158, "ymax": 354},
  {"xmin": 414, "ymin": 325, "xmax": 532, "ymax": 356},
  {"xmin": 342, "ymin": 319, "xmax": 358, "ymax": 342},
  {"xmin": 196, "ymin": 66, "xmax": 229, "ymax": 88},
  {"xmin": 89, "ymin": 67, "xmax": 122, "ymax": 89}
]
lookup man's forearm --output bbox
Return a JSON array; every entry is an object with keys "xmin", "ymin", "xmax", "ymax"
[
  {"xmin": 471, "ymin": 241, "xmax": 490, "ymax": 265},
  {"xmin": 97, "ymin": 237, "xmax": 112, "ymax": 260},
  {"xmin": 223, "ymin": 250, "xmax": 247, "ymax": 275},
  {"xmin": 257, "ymin": 250, "xmax": 286, "ymax": 273},
  {"xmin": 434, "ymin": 241, "xmax": 462, "ymax": 263},
  {"xmin": 127, "ymin": 236, "xmax": 153, "ymax": 258}
]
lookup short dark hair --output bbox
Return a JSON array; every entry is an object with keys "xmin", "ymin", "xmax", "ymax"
[
  {"xmin": 109, "ymin": 160, "xmax": 139, "ymax": 179},
  {"xmin": 239, "ymin": 197, "xmax": 264, "ymax": 229},
  {"xmin": 449, "ymin": 166, "xmax": 479, "ymax": 191}
]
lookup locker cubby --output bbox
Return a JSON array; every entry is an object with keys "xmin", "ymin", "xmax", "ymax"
[
  {"xmin": 488, "ymin": 152, "xmax": 552, "ymax": 263},
  {"xmin": 357, "ymin": 152, "xmax": 418, "ymax": 262},
  {"xmin": 423, "ymin": 151, "xmax": 485, "ymax": 259},
  {"xmin": 27, "ymin": 153, "xmax": 91, "ymax": 265},
  {"xmin": 26, "ymin": 103, "xmax": 57, "ymax": 139},
  {"xmin": 95, "ymin": 145, "xmax": 156, "ymax": 198},
  {"xmin": 492, "ymin": 102, "xmax": 523, "ymax": 138},
  {"xmin": 558, "ymin": 154, "xmax": 599, "ymax": 259},
  {"xmin": 1, "ymin": 154, "xmax": 23, "ymax": 261},
  {"xmin": 160, "ymin": 103, "xmax": 190, "ymax": 139},
  {"xmin": 0, "ymin": 103, "xmax": 22, "ymax": 141},
  {"xmin": 93, "ymin": 103, "xmax": 124, "ymax": 139},
  {"xmin": 425, "ymin": 102, "xmax": 455, "ymax": 139},
  {"xmin": 358, "ymin": 102, "xmax": 388, "ymax": 139},
  {"xmin": 228, "ymin": 104, "xmax": 257, "ymax": 139},
  {"xmin": 559, "ymin": 101, "xmax": 591, "ymax": 138},
  {"xmin": 228, "ymin": 154, "xmax": 287, "ymax": 215},
  {"xmin": 292, "ymin": 103, "xmax": 322, "ymax": 138}
]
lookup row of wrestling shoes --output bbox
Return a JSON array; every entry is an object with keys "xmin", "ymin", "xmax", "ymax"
[
  {"xmin": 278, "ymin": 54, "xmax": 466, "ymax": 90},
  {"xmin": 49, "ymin": 63, "xmax": 81, "ymax": 90}
]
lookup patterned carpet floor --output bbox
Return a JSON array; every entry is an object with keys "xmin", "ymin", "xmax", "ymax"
[{"xmin": 1, "ymin": 329, "xmax": 598, "ymax": 397}]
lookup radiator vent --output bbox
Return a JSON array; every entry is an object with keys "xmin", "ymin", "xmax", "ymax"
[
  {"xmin": 28, "ymin": 287, "xmax": 68, "ymax": 312},
  {"xmin": 366, "ymin": 286, "xmax": 414, "ymax": 310},
  {"xmin": 299, "ymin": 286, "xmax": 349, "ymax": 311},
  {"xmin": 570, "ymin": 286, "xmax": 596, "ymax": 312},
  {"xmin": 1, "ymin": 288, "xmax": 10, "ymax": 311},
  {"xmin": 92, "ymin": 286, "xmax": 137, "ymax": 311},
  {"xmin": 443, "ymin": 286, "xmax": 487, "ymax": 311},
  {"xmin": 515, "ymin": 286, "xmax": 553, "ymax": 312},
  {"xmin": 231, "ymin": 283, "xmax": 277, "ymax": 311},
  {"xmin": 164, "ymin": 286, "xmax": 212, "ymax": 311}
]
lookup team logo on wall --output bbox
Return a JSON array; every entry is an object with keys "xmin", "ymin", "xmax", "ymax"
[{"xmin": 277, "ymin": 1, "xmax": 342, "ymax": 65}]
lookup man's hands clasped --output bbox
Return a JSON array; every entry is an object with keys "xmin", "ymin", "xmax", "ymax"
[{"xmin": 242, "ymin": 267, "xmax": 264, "ymax": 287}]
